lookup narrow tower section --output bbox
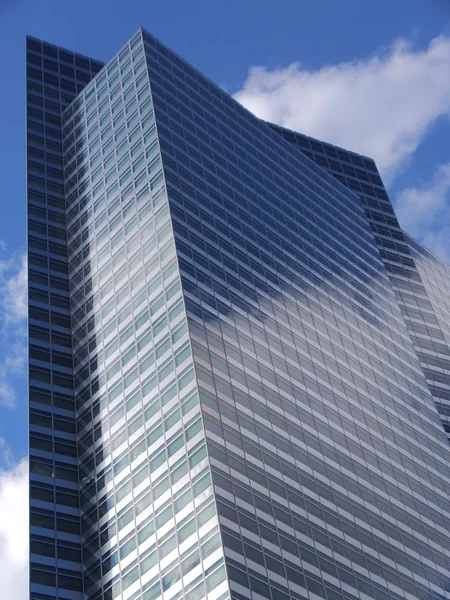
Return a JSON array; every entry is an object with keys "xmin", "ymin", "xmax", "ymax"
[
  {"xmin": 62, "ymin": 31, "xmax": 223, "ymax": 600},
  {"xmin": 27, "ymin": 36, "xmax": 102, "ymax": 600}
]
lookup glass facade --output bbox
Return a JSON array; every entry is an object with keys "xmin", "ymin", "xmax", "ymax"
[
  {"xmin": 406, "ymin": 234, "xmax": 450, "ymax": 437},
  {"xmin": 27, "ymin": 35, "xmax": 103, "ymax": 600},
  {"xmin": 269, "ymin": 124, "xmax": 450, "ymax": 441},
  {"xmin": 27, "ymin": 28, "xmax": 450, "ymax": 600},
  {"xmin": 62, "ymin": 33, "xmax": 219, "ymax": 600}
]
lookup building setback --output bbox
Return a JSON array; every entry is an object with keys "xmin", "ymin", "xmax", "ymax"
[
  {"xmin": 27, "ymin": 28, "xmax": 450, "ymax": 600},
  {"xmin": 269, "ymin": 123, "xmax": 450, "ymax": 441}
]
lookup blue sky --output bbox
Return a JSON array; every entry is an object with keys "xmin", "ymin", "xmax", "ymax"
[{"xmin": 0, "ymin": 0, "xmax": 450, "ymax": 595}]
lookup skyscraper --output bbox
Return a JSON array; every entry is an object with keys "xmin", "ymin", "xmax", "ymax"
[{"xmin": 27, "ymin": 28, "xmax": 450, "ymax": 600}]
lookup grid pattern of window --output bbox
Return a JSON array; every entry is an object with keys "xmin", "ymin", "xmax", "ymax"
[
  {"xmin": 406, "ymin": 234, "xmax": 450, "ymax": 435},
  {"xmin": 142, "ymin": 29, "xmax": 450, "ymax": 600},
  {"xmin": 60, "ymin": 31, "xmax": 226, "ymax": 600},
  {"xmin": 27, "ymin": 27, "xmax": 450, "ymax": 600},
  {"xmin": 27, "ymin": 35, "xmax": 102, "ymax": 600},
  {"xmin": 270, "ymin": 124, "xmax": 450, "ymax": 441}
]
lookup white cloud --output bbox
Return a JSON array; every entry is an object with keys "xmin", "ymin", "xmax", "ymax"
[
  {"xmin": 3, "ymin": 254, "xmax": 27, "ymax": 324},
  {"xmin": 0, "ymin": 456, "xmax": 28, "ymax": 600},
  {"xmin": 234, "ymin": 36, "xmax": 450, "ymax": 180},
  {"xmin": 0, "ymin": 437, "xmax": 14, "ymax": 467},
  {"xmin": 0, "ymin": 341, "xmax": 27, "ymax": 409},
  {"xmin": 0, "ymin": 250, "xmax": 27, "ymax": 408},
  {"xmin": 395, "ymin": 161, "xmax": 450, "ymax": 263}
]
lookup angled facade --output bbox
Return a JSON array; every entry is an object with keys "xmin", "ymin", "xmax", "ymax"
[
  {"xmin": 269, "ymin": 124, "xmax": 450, "ymax": 440},
  {"xmin": 27, "ymin": 28, "xmax": 450, "ymax": 600},
  {"xmin": 405, "ymin": 233, "xmax": 450, "ymax": 434}
]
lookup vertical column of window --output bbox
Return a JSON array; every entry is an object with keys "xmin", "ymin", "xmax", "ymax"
[
  {"xmin": 405, "ymin": 236, "xmax": 450, "ymax": 437},
  {"xmin": 141, "ymin": 33, "xmax": 231, "ymax": 600},
  {"xmin": 27, "ymin": 37, "xmax": 103, "ymax": 599},
  {"xmin": 27, "ymin": 38, "xmax": 78, "ymax": 598}
]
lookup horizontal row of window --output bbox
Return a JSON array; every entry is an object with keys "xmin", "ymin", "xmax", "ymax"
[
  {"xmin": 31, "ymin": 568, "xmax": 82, "ymax": 592},
  {"xmin": 30, "ymin": 367, "xmax": 74, "ymax": 389},
  {"xmin": 31, "ymin": 536, "xmax": 82, "ymax": 564},
  {"xmin": 29, "ymin": 324, "xmax": 72, "ymax": 347},
  {"xmin": 269, "ymin": 123, "xmax": 377, "ymax": 173},
  {"xmin": 30, "ymin": 457, "xmax": 78, "ymax": 482},
  {"xmin": 30, "ymin": 307, "xmax": 71, "ymax": 329},
  {"xmin": 28, "ymin": 172, "xmax": 64, "ymax": 194},
  {"xmin": 26, "ymin": 80, "xmax": 76, "ymax": 112},
  {"xmin": 27, "ymin": 66, "xmax": 86, "ymax": 94},
  {"xmin": 30, "ymin": 387, "xmax": 74, "ymax": 412},
  {"xmin": 31, "ymin": 431, "xmax": 77, "ymax": 457},
  {"xmin": 30, "ymin": 408, "xmax": 75, "ymax": 433},
  {"xmin": 30, "ymin": 480, "xmax": 78, "ymax": 508},
  {"xmin": 27, "ymin": 94, "xmax": 71, "ymax": 122},
  {"xmin": 26, "ymin": 39, "xmax": 102, "ymax": 71}
]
